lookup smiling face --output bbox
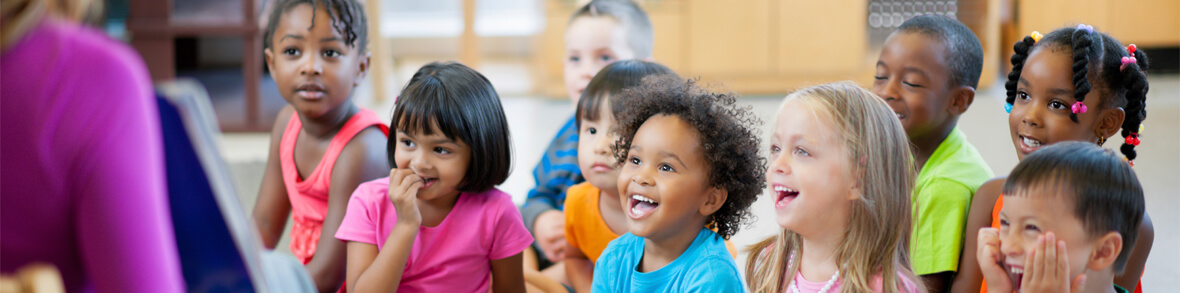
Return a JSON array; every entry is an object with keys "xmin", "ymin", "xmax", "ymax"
[
  {"xmin": 577, "ymin": 98, "xmax": 621, "ymax": 195},
  {"xmin": 766, "ymin": 100, "xmax": 858, "ymax": 236},
  {"xmin": 564, "ymin": 16, "xmax": 636, "ymax": 104},
  {"xmin": 617, "ymin": 114, "xmax": 716, "ymax": 240},
  {"xmin": 265, "ymin": 3, "xmax": 368, "ymax": 119},
  {"xmin": 872, "ymin": 32, "xmax": 956, "ymax": 140},
  {"xmin": 998, "ymin": 188, "xmax": 1095, "ymax": 291},
  {"xmin": 392, "ymin": 123, "xmax": 472, "ymax": 203},
  {"xmin": 1009, "ymin": 48, "xmax": 1109, "ymax": 159}
]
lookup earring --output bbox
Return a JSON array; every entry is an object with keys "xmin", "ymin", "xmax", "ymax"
[{"xmin": 1096, "ymin": 134, "xmax": 1107, "ymax": 146}]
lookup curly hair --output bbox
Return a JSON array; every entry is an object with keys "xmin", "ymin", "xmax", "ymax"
[
  {"xmin": 1005, "ymin": 26, "xmax": 1149, "ymax": 161},
  {"xmin": 610, "ymin": 75, "xmax": 765, "ymax": 239}
]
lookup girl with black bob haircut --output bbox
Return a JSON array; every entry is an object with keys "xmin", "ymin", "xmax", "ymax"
[{"xmin": 336, "ymin": 62, "xmax": 534, "ymax": 292}]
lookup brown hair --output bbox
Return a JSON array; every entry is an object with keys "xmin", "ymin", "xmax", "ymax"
[{"xmin": 2, "ymin": 0, "xmax": 102, "ymax": 50}]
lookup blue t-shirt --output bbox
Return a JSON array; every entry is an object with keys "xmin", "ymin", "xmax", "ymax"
[{"xmin": 591, "ymin": 228, "xmax": 745, "ymax": 292}]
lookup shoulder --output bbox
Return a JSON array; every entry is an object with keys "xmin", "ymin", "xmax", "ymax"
[
  {"xmin": 336, "ymin": 125, "xmax": 390, "ymax": 172},
  {"xmin": 973, "ymin": 176, "xmax": 1007, "ymax": 205},
  {"xmin": 467, "ymin": 188, "xmax": 518, "ymax": 213},
  {"xmin": 923, "ymin": 135, "xmax": 993, "ymax": 189},
  {"xmin": 270, "ymin": 106, "xmax": 297, "ymax": 141},
  {"xmin": 564, "ymin": 183, "xmax": 596, "ymax": 206},
  {"xmin": 48, "ymin": 21, "xmax": 147, "ymax": 80},
  {"xmin": 349, "ymin": 178, "xmax": 390, "ymax": 203},
  {"xmin": 684, "ymin": 255, "xmax": 744, "ymax": 290}
]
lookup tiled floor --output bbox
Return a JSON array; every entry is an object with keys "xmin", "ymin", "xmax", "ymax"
[{"xmin": 220, "ymin": 74, "xmax": 1179, "ymax": 290}]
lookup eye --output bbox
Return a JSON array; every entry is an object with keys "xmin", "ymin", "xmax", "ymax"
[
  {"xmin": 658, "ymin": 163, "xmax": 675, "ymax": 172},
  {"xmin": 629, "ymin": 156, "xmax": 641, "ymax": 165},
  {"xmin": 770, "ymin": 144, "xmax": 781, "ymax": 154},
  {"xmin": 1049, "ymin": 100, "xmax": 1068, "ymax": 110},
  {"xmin": 873, "ymin": 75, "xmax": 887, "ymax": 81},
  {"xmin": 599, "ymin": 54, "xmax": 613, "ymax": 62},
  {"xmin": 323, "ymin": 49, "xmax": 342, "ymax": 58},
  {"xmin": 400, "ymin": 139, "xmax": 415, "ymax": 148},
  {"xmin": 1024, "ymin": 224, "xmax": 1041, "ymax": 232},
  {"xmin": 434, "ymin": 147, "xmax": 451, "ymax": 155},
  {"xmin": 999, "ymin": 219, "xmax": 1009, "ymax": 227},
  {"xmin": 587, "ymin": 127, "xmax": 597, "ymax": 135},
  {"xmin": 793, "ymin": 147, "xmax": 810, "ymax": 157},
  {"xmin": 568, "ymin": 56, "xmax": 580, "ymax": 63},
  {"xmin": 282, "ymin": 47, "xmax": 300, "ymax": 56},
  {"xmin": 903, "ymin": 81, "xmax": 922, "ymax": 88},
  {"xmin": 1017, "ymin": 91, "xmax": 1031, "ymax": 101}
]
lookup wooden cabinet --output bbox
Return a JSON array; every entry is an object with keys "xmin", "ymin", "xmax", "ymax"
[
  {"xmin": 537, "ymin": 0, "xmax": 875, "ymax": 97},
  {"xmin": 1017, "ymin": 0, "xmax": 1179, "ymax": 47}
]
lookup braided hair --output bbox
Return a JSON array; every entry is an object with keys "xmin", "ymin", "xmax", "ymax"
[
  {"xmin": 264, "ymin": 0, "xmax": 368, "ymax": 51},
  {"xmin": 1004, "ymin": 26, "xmax": 1149, "ymax": 162}
]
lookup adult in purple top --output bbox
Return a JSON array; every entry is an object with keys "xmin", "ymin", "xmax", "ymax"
[{"xmin": 0, "ymin": 1, "xmax": 185, "ymax": 292}]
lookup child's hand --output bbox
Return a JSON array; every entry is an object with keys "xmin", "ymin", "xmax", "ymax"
[
  {"xmin": 1019, "ymin": 233, "xmax": 1086, "ymax": 293},
  {"xmin": 388, "ymin": 168, "xmax": 423, "ymax": 226},
  {"xmin": 977, "ymin": 227, "xmax": 1013, "ymax": 293},
  {"xmin": 534, "ymin": 210, "xmax": 567, "ymax": 261}
]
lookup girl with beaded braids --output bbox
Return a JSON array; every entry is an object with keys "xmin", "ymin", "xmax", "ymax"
[{"xmin": 950, "ymin": 25, "xmax": 1154, "ymax": 293}]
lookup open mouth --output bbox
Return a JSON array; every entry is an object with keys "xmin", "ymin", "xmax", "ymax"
[
  {"xmin": 420, "ymin": 177, "xmax": 438, "ymax": 189},
  {"xmin": 1018, "ymin": 135, "xmax": 1044, "ymax": 154},
  {"xmin": 1007, "ymin": 265, "xmax": 1024, "ymax": 292},
  {"xmin": 894, "ymin": 112, "xmax": 906, "ymax": 120},
  {"xmin": 628, "ymin": 194, "xmax": 659, "ymax": 219},
  {"xmin": 773, "ymin": 185, "xmax": 799, "ymax": 209}
]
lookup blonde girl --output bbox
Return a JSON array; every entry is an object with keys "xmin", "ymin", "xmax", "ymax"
[{"xmin": 745, "ymin": 82, "xmax": 924, "ymax": 293}]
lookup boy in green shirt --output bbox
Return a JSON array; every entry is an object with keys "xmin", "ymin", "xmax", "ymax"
[{"xmin": 871, "ymin": 14, "xmax": 992, "ymax": 293}]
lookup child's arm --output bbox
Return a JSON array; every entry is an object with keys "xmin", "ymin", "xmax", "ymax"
[
  {"xmin": 950, "ymin": 177, "xmax": 1005, "ymax": 293},
  {"xmin": 305, "ymin": 127, "xmax": 389, "ymax": 292},
  {"xmin": 564, "ymin": 241, "xmax": 594, "ymax": 292},
  {"xmin": 1114, "ymin": 213, "xmax": 1153, "ymax": 291},
  {"xmin": 491, "ymin": 253, "xmax": 527, "ymax": 293},
  {"xmin": 976, "ymin": 227, "xmax": 1012, "ymax": 293},
  {"xmin": 346, "ymin": 169, "xmax": 422, "ymax": 292},
  {"xmin": 253, "ymin": 106, "xmax": 295, "ymax": 249}
]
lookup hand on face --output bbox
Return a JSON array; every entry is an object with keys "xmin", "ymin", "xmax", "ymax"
[
  {"xmin": 979, "ymin": 229, "xmax": 1086, "ymax": 293},
  {"xmin": 388, "ymin": 168, "xmax": 423, "ymax": 226}
]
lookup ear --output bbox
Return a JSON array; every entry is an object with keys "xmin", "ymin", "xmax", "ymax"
[
  {"xmin": 1086, "ymin": 231, "xmax": 1123, "ymax": 271},
  {"xmin": 264, "ymin": 48, "xmax": 276, "ymax": 74},
  {"xmin": 699, "ymin": 187, "xmax": 728, "ymax": 216},
  {"xmin": 847, "ymin": 156, "xmax": 867, "ymax": 200},
  {"xmin": 1096, "ymin": 107, "xmax": 1125, "ymax": 139},
  {"xmin": 948, "ymin": 85, "xmax": 976, "ymax": 115},
  {"xmin": 354, "ymin": 51, "xmax": 371, "ymax": 87}
]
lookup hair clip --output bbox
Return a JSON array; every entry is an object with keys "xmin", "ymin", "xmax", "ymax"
[
  {"xmin": 1121, "ymin": 56, "xmax": 1138, "ymax": 71},
  {"xmin": 1071, "ymin": 101, "xmax": 1087, "ymax": 114},
  {"xmin": 1127, "ymin": 44, "xmax": 1137, "ymax": 55},
  {"xmin": 1139, "ymin": 124, "xmax": 1145, "ymax": 133},
  {"xmin": 1004, "ymin": 103, "xmax": 1013, "ymax": 114},
  {"xmin": 1125, "ymin": 133, "xmax": 1141, "ymax": 146},
  {"xmin": 1030, "ymin": 31, "xmax": 1043, "ymax": 43},
  {"xmin": 1124, "ymin": 156, "xmax": 1135, "ymax": 167},
  {"xmin": 1076, "ymin": 24, "xmax": 1094, "ymax": 33}
]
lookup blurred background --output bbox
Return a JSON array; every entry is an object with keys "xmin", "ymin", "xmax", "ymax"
[{"xmin": 95, "ymin": 0, "xmax": 1176, "ymax": 290}]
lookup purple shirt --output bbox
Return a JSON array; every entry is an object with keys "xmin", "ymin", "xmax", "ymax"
[{"xmin": 1, "ymin": 18, "xmax": 185, "ymax": 292}]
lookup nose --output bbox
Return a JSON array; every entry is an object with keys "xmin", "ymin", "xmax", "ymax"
[
  {"xmin": 299, "ymin": 54, "xmax": 323, "ymax": 76},
  {"xmin": 769, "ymin": 152, "xmax": 791, "ymax": 175},
  {"xmin": 630, "ymin": 164, "xmax": 654, "ymax": 187},
  {"xmin": 1000, "ymin": 230, "xmax": 1026, "ymax": 260},
  {"xmin": 408, "ymin": 151, "xmax": 431, "ymax": 173},
  {"xmin": 873, "ymin": 78, "xmax": 900, "ymax": 102},
  {"xmin": 594, "ymin": 131, "xmax": 614, "ymax": 156},
  {"xmin": 1019, "ymin": 102, "xmax": 1042, "ymax": 128}
]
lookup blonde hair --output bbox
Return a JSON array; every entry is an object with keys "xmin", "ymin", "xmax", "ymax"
[
  {"xmin": 2, "ymin": 0, "xmax": 102, "ymax": 50},
  {"xmin": 744, "ymin": 81, "xmax": 922, "ymax": 293}
]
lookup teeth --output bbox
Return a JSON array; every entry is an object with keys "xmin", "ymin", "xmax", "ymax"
[
  {"xmin": 773, "ymin": 186, "xmax": 797, "ymax": 193},
  {"xmin": 631, "ymin": 207, "xmax": 643, "ymax": 215},
  {"xmin": 1010, "ymin": 267, "xmax": 1023, "ymax": 274},
  {"xmin": 1023, "ymin": 137, "xmax": 1042, "ymax": 147},
  {"xmin": 631, "ymin": 195, "xmax": 656, "ymax": 204}
]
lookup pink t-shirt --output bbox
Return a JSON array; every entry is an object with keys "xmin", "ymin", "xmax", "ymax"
[
  {"xmin": 791, "ymin": 271, "xmax": 921, "ymax": 293},
  {"xmin": 335, "ymin": 178, "xmax": 534, "ymax": 292}
]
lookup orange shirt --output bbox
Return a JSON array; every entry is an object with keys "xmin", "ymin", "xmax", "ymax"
[{"xmin": 563, "ymin": 182, "xmax": 737, "ymax": 262}]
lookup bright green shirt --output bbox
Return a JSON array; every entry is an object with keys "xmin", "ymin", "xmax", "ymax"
[{"xmin": 910, "ymin": 127, "xmax": 993, "ymax": 275}]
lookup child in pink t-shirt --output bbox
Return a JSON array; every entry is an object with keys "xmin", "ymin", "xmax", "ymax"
[{"xmin": 335, "ymin": 62, "xmax": 533, "ymax": 292}]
